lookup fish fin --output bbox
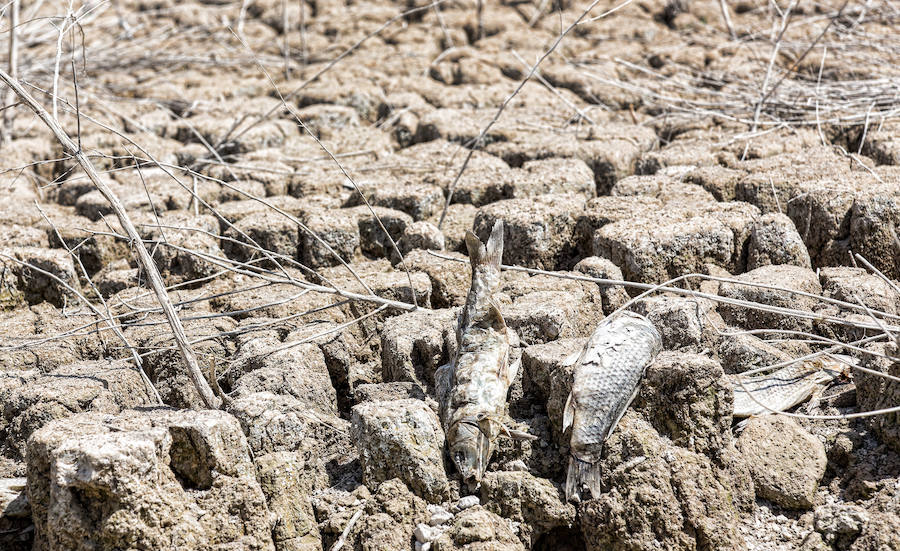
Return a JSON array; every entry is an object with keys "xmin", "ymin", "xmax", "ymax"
[
  {"xmin": 477, "ymin": 415, "xmax": 494, "ymax": 439},
  {"xmin": 562, "ymin": 392, "xmax": 575, "ymax": 433},
  {"xmin": 565, "ymin": 457, "xmax": 579, "ymax": 503},
  {"xmin": 503, "ymin": 427, "xmax": 538, "ymax": 441},
  {"xmin": 493, "ymin": 417, "xmax": 538, "ymax": 441},
  {"xmin": 506, "ymin": 357, "xmax": 520, "ymax": 387},
  {"xmin": 561, "ymin": 349, "xmax": 581, "ymax": 368},
  {"xmin": 476, "ymin": 429, "xmax": 491, "ymax": 482},
  {"xmin": 484, "ymin": 220, "xmax": 504, "ymax": 271},
  {"xmin": 566, "ymin": 456, "xmax": 602, "ymax": 503},
  {"xmin": 465, "ymin": 230, "xmax": 486, "ymax": 267},
  {"xmin": 823, "ymin": 353, "xmax": 857, "ymax": 378},
  {"xmin": 489, "ymin": 297, "xmax": 505, "ymax": 324},
  {"xmin": 804, "ymin": 385, "xmax": 826, "ymax": 413}
]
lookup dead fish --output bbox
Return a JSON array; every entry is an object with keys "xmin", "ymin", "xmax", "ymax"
[
  {"xmin": 563, "ymin": 311, "xmax": 662, "ymax": 502},
  {"xmin": 731, "ymin": 354, "xmax": 853, "ymax": 418},
  {"xmin": 435, "ymin": 221, "xmax": 530, "ymax": 488}
]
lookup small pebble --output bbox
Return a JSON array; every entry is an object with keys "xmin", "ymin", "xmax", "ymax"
[
  {"xmin": 428, "ymin": 507, "xmax": 453, "ymax": 526},
  {"xmin": 456, "ymin": 495, "xmax": 480, "ymax": 511},
  {"xmin": 504, "ymin": 460, "xmax": 529, "ymax": 472},
  {"xmin": 414, "ymin": 523, "xmax": 442, "ymax": 543}
]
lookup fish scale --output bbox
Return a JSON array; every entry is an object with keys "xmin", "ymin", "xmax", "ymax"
[
  {"xmin": 731, "ymin": 356, "xmax": 850, "ymax": 417},
  {"xmin": 564, "ymin": 312, "xmax": 663, "ymax": 502}
]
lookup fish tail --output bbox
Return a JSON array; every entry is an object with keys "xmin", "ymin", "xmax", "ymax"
[
  {"xmin": 566, "ymin": 455, "xmax": 602, "ymax": 503},
  {"xmin": 483, "ymin": 220, "xmax": 503, "ymax": 271},
  {"xmin": 465, "ymin": 221, "xmax": 504, "ymax": 274}
]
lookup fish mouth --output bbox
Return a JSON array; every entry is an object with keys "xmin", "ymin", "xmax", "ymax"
[
  {"xmin": 451, "ymin": 439, "xmax": 486, "ymax": 487},
  {"xmin": 456, "ymin": 462, "xmax": 481, "ymax": 490},
  {"xmin": 449, "ymin": 420, "xmax": 493, "ymax": 487}
]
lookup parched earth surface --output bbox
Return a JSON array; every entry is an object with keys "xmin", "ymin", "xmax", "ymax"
[{"xmin": 0, "ymin": 0, "xmax": 899, "ymax": 549}]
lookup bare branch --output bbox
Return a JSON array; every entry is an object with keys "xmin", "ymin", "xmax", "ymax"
[
  {"xmin": 1, "ymin": 0, "xmax": 17, "ymax": 146},
  {"xmin": 0, "ymin": 68, "xmax": 221, "ymax": 409}
]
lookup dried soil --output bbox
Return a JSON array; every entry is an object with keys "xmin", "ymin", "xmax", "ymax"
[{"xmin": 0, "ymin": 0, "xmax": 898, "ymax": 550}]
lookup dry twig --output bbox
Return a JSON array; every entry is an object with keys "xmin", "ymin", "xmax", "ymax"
[
  {"xmin": 0, "ymin": 67, "xmax": 221, "ymax": 409},
  {"xmin": 1, "ymin": 0, "xmax": 17, "ymax": 146}
]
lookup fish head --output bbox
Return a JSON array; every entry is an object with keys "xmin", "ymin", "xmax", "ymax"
[
  {"xmin": 449, "ymin": 418, "xmax": 495, "ymax": 489},
  {"xmin": 818, "ymin": 366, "xmax": 847, "ymax": 383},
  {"xmin": 808, "ymin": 356, "xmax": 852, "ymax": 384},
  {"xmin": 823, "ymin": 354, "xmax": 856, "ymax": 381}
]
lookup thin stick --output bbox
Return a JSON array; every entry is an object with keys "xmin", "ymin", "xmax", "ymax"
[
  {"xmin": 758, "ymin": 0, "xmax": 851, "ymax": 108},
  {"xmin": 299, "ymin": 0, "xmax": 307, "ymax": 64},
  {"xmin": 475, "ymin": 0, "xmax": 484, "ymax": 42},
  {"xmin": 86, "ymin": 222, "xmax": 422, "ymax": 313},
  {"xmin": 0, "ymin": 288, "xmax": 344, "ymax": 354},
  {"xmin": 719, "ymin": 0, "xmax": 737, "ymax": 40},
  {"xmin": 769, "ymin": 177, "xmax": 782, "ymax": 213},
  {"xmin": 511, "ymin": 49, "xmax": 597, "ymax": 125},
  {"xmin": 853, "ymin": 292, "xmax": 897, "ymax": 347},
  {"xmin": 0, "ymin": 252, "xmax": 168, "ymax": 403},
  {"xmin": 857, "ymin": 102, "xmax": 874, "ymax": 155},
  {"xmin": 71, "ymin": 59, "xmax": 80, "ymax": 151},
  {"xmin": 130, "ymin": 111, "xmax": 298, "ymax": 283},
  {"xmin": 330, "ymin": 507, "xmax": 364, "ymax": 551},
  {"xmin": 528, "ymin": 0, "xmax": 551, "ymax": 27},
  {"xmin": 739, "ymin": 334, "xmax": 885, "ymax": 378},
  {"xmin": 191, "ymin": 175, "xmax": 199, "ymax": 216},
  {"xmin": 854, "ymin": 253, "xmax": 900, "ymax": 298},
  {"xmin": 261, "ymin": 304, "xmax": 388, "ymax": 358},
  {"xmin": 713, "ymin": 326, "xmax": 899, "ymax": 373},
  {"xmin": 814, "ymin": 45, "xmax": 827, "ymax": 145},
  {"xmin": 124, "ymin": 237, "xmax": 421, "ymax": 311},
  {"xmin": 51, "ymin": 2, "xmax": 73, "ymax": 122},
  {"xmin": 281, "ymin": 0, "xmax": 290, "ymax": 79},
  {"xmin": 236, "ymin": 0, "xmax": 250, "ymax": 34},
  {"xmin": 1, "ymin": 0, "xmax": 17, "ymax": 146},
  {"xmin": 0, "ymin": 68, "xmax": 221, "ymax": 409},
  {"xmin": 432, "ymin": 0, "xmax": 453, "ymax": 48},
  {"xmin": 227, "ymin": 28, "xmax": 412, "ymax": 305},
  {"xmin": 50, "ymin": 87, "xmax": 356, "ymax": 293},
  {"xmin": 741, "ymin": 0, "xmax": 795, "ymax": 161}
]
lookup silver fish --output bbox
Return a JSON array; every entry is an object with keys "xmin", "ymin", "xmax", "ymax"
[
  {"xmin": 731, "ymin": 354, "xmax": 851, "ymax": 418},
  {"xmin": 563, "ymin": 311, "xmax": 662, "ymax": 502},
  {"xmin": 435, "ymin": 221, "xmax": 524, "ymax": 488}
]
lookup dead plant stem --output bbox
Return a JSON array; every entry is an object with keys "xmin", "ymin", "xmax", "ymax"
[
  {"xmin": 0, "ymin": 68, "xmax": 221, "ymax": 409},
  {"xmin": 1, "ymin": 0, "xmax": 17, "ymax": 146}
]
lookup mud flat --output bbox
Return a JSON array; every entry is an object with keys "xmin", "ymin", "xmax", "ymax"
[{"xmin": 0, "ymin": 0, "xmax": 898, "ymax": 549}]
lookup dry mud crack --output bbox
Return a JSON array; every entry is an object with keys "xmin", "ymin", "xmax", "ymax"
[{"xmin": 0, "ymin": 0, "xmax": 899, "ymax": 549}]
